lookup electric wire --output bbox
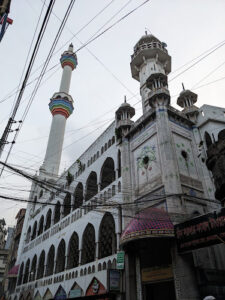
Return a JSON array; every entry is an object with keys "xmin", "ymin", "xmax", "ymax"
[
  {"xmin": 0, "ymin": 0, "xmax": 76, "ymax": 178},
  {"xmin": 0, "ymin": 0, "xmax": 56, "ymax": 163}
]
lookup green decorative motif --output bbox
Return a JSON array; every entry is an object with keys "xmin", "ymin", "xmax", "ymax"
[{"xmin": 137, "ymin": 145, "xmax": 156, "ymax": 173}]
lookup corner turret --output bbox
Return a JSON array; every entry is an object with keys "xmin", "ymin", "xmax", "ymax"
[{"xmin": 130, "ymin": 33, "xmax": 171, "ymax": 112}]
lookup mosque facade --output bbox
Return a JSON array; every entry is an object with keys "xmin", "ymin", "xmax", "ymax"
[{"xmin": 11, "ymin": 34, "xmax": 225, "ymax": 300}]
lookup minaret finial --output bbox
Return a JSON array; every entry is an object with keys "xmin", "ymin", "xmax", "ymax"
[
  {"xmin": 124, "ymin": 95, "xmax": 127, "ymax": 103},
  {"xmin": 182, "ymin": 83, "xmax": 185, "ymax": 91},
  {"xmin": 145, "ymin": 27, "xmax": 152, "ymax": 35},
  {"xmin": 69, "ymin": 43, "xmax": 73, "ymax": 51}
]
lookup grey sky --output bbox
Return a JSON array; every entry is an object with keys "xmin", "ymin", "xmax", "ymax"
[{"xmin": 0, "ymin": 0, "xmax": 225, "ymax": 227}]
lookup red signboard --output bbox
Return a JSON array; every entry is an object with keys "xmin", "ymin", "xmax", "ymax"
[{"xmin": 175, "ymin": 207, "xmax": 225, "ymax": 252}]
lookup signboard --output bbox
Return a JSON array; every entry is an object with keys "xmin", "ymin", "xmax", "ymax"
[
  {"xmin": 69, "ymin": 289, "xmax": 82, "ymax": 298},
  {"xmin": 142, "ymin": 266, "xmax": 173, "ymax": 283},
  {"xmin": 116, "ymin": 251, "xmax": 125, "ymax": 270},
  {"xmin": 175, "ymin": 207, "xmax": 225, "ymax": 252},
  {"xmin": 108, "ymin": 269, "xmax": 120, "ymax": 292},
  {"xmin": 54, "ymin": 286, "xmax": 67, "ymax": 300}
]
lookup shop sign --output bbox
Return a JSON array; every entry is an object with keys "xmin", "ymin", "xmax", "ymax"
[
  {"xmin": 108, "ymin": 269, "xmax": 120, "ymax": 292},
  {"xmin": 142, "ymin": 266, "xmax": 173, "ymax": 283},
  {"xmin": 116, "ymin": 251, "xmax": 125, "ymax": 269},
  {"xmin": 54, "ymin": 286, "xmax": 67, "ymax": 300},
  {"xmin": 68, "ymin": 289, "xmax": 82, "ymax": 298},
  {"xmin": 175, "ymin": 207, "xmax": 225, "ymax": 252}
]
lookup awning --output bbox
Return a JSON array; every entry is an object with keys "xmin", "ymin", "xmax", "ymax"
[
  {"xmin": 67, "ymin": 293, "xmax": 116, "ymax": 299},
  {"xmin": 8, "ymin": 264, "xmax": 19, "ymax": 277},
  {"xmin": 121, "ymin": 207, "xmax": 174, "ymax": 244}
]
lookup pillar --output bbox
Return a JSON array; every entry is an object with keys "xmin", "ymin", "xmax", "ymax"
[
  {"xmin": 171, "ymin": 244, "xmax": 200, "ymax": 300},
  {"xmin": 125, "ymin": 252, "xmax": 137, "ymax": 300}
]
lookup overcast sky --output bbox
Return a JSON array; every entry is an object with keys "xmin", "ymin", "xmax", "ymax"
[{"xmin": 0, "ymin": 0, "xmax": 225, "ymax": 227}]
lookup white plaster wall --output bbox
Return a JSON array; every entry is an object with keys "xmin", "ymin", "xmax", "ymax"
[
  {"xmin": 173, "ymin": 133, "xmax": 198, "ymax": 179},
  {"xmin": 43, "ymin": 114, "xmax": 66, "ymax": 176},
  {"xmin": 59, "ymin": 65, "xmax": 72, "ymax": 94},
  {"xmin": 132, "ymin": 133, "xmax": 160, "ymax": 192}
]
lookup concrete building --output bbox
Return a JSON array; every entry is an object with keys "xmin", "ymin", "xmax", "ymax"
[
  {"xmin": 12, "ymin": 34, "xmax": 225, "ymax": 300},
  {"xmin": 0, "ymin": 219, "xmax": 7, "ymax": 298},
  {"xmin": 4, "ymin": 209, "xmax": 26, "ymax": 298},
  {"xmin": 0, "ymin": 220, "xmax": 6, "ymax": 250}
]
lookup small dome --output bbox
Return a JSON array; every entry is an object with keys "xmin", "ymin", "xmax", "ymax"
[
  {"xmin": 116, "ymin": 98, "xmax": 135, "ymax": 118},
  {"xmin": 177, "ymin": 88, "xmax": 198, "ymax": 108},
  {"xmin": 121, "ymin": 207, "xmax": 174, "ymax": 245}
]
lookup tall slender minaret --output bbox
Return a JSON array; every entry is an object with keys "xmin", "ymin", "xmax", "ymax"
[{"xmin": 40, "ymin": 44, "xmax": 77, "ymax": 179}]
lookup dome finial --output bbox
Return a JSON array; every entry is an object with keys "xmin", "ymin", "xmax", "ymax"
[
  {"xmin": 182, "ymin": 82, "xmax": 185, "ymax": 91},
  {"xmin": 124, "ymin": 95, "xmax": 127, "ymax": 103}
]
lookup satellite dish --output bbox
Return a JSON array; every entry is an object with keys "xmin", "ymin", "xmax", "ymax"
[{"xmin": 162, "ymin": 42, "xmax": 167, "ymax": 48}]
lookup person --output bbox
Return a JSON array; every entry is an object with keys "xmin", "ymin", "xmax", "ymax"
[{"xmin": 203, "ymin": 296, "xmax": 216, "ymax": 300}]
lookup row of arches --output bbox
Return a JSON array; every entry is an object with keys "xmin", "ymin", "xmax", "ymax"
[
  {"xmin": 27, "ymin": 157, "xmax": 121, "ymax": 244},
  {"xmin": 19, "ymin": 213, "xmax": 116, "ymax": 285},
  {"xmin": 87, "ymin": 136, "xmax": 115, "ymax": 169},
  {"xmin": 38, "ymin": 156, "xmax": 119, "ymax": 202}
]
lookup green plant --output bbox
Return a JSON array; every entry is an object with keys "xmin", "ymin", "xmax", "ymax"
[{"xmin": 66, "ymin": 171, "xmax": 74, "ymax": 186}]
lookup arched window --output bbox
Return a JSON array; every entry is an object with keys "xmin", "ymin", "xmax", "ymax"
[
  {"xmin": 46, "ymin": 245, "xmax": 55, "ymax": 276},
  {"xmin": 26, "ymin": 226, "xmax": 31, "ymax": 243},
  {"xmin": 118, "ymin": 150, "xmax": 121, "ymax": 178},
  {"xmin": 218, "ymin": 129, "xmax": 225, "ymax": 141},
  {"xmin": 37, "ymin": 250, "xmax": 45, "ymax": 279},
  {"xmin": 108, "ymin": 140, "xmax": 111, "ymax": 147},
  {"xmin": 29, "ymin": 255, "xmax": 37, "ymax": 282},
  {"xmin": 23, "ymin": 259, "xmax": 30, "ymax": 284},
  {"xmin": 45, "ymin": 209, "xmax": 52, "ymax": 231},
  {"xmin": 54, "ymin": 201, "xmax": 61, "ymax": 224},
  {"xmin": 85, "ymin": 172, "xmax": 98, "ymax": 201},
  {"xmin": 63, "ymin": 193, "xmax": 71, "ymax": 217},
  {"xmin": 81, "ymin": 224, "xmax": 95, "ymax": 265},
  {"xmin": 100, "ymin": 157, "xmax": 115, "ymax": 190},
  {"xmin": 73, "ymin": 183, "xmax": 83, "ymax": 210},
  {"xmin": 99, "ymin": 213, "xmax": 116, "ymax": 259},
  {"xmin": 205, "ymin": 131, "xmax": 212, "ymax": 148},
  {"xmin": 38, "ymin": 215, "xmax": 44, "ymax": 236},
  {"xmin": 55, "ymin": 239, "xmax": 66, "ymax": 273},
  {"xmin": 31, "ymin": 221, "xmax": 37, "ymax": 240},
  {"xmin": 112, "ymin": 136, "xmax": 115, "ymax": 144},
  {"xmin": 17, "ymin": 262, "xmax": 24, "ymax": 286},
  {"xmin": 67, "ymin": 232, "xmax": 79, "ymax": 269},
  {"xmin": 101, "ymin": 146, "xmax": 104, "ymax": 154},
  {"xmin": 104, "ymin": 143, "xmax": 107, "ymax": 151}
]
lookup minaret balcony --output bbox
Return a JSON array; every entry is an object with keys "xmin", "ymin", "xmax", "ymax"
[
  {"xmin": 148, "ymin": 87, "xmax": 170, "ymax": 101},
  {"xmin": 116, "ymin": 119, "xmax": 133, "ymax": 129},
  {"xmin": 51, "ymin": 92, "xmax": 73, "ymax": 103},
  {"xmin": 132, "ymin": 41, "xmax": 168, "ymax": 60}
]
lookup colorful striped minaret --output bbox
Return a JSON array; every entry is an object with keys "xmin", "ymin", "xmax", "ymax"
[{"xmin": 40, "ymin": 44, "xmax": 77, "ymax": 178}]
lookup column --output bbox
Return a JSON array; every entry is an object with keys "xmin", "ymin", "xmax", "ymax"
[
  {"xmin": 125, "ymin": 252, "xmax": 137, "ymax": 300},
  {"xmin": 171, "ymin": 244, "xmax": 200, "ymax": 300},
  {"xmin": 135, "ymin": 255, "xmax": 143, "ymax": 300}
]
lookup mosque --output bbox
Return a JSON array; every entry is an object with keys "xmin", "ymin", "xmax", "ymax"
[{"xmin": 11, "ymin": 33, "xmax": 225, "ymax": 300}]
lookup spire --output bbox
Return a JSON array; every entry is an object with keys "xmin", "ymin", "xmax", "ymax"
[{"xmin": 40, "ymin": 46, "xmax": 78, "ymax": 178}]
